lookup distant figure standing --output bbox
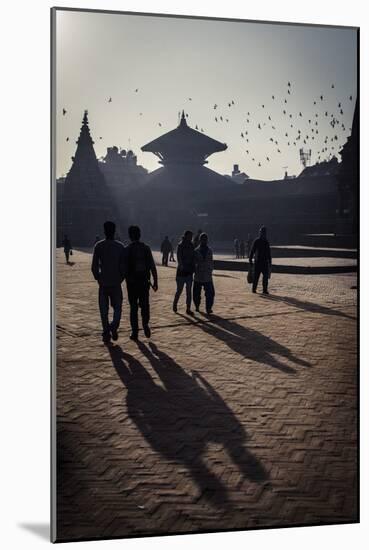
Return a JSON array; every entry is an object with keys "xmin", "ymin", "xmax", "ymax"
[
  {"xmin": 247, "ymin": 234, "xmax": 253, "ymax": 257},
  {"xmin": 169, "ymin": 238, "xmax": 176, "ymax": 262},
  {"xmin": 161, "ymin": 236, "xmax": 172, "ymax": 266},
  {"xmin": 173, "ymin": 230, "xmax": 195, "ymax": 315},
  {"xmin": 193, "ymin": 233, "xmax": 215, "ymax": 315},
  {"xmin": 126, "ymin": 225, "xmax": 158, "ymax": 340},
  {"xmin": 91, "ymin": 221, "xmax": 126, "ymax": 344},
  {"xmin": 193, "ymin": 229, "xmax": 202, "ymax": 249},
  {"xmin": 62, "ymin": 235, "xmax": 72, "ymax": 264},
  {"xmin": 239, "ymin": 239, "xmax": 246, "ymax": 259},
  {"xmin": 249, "ymin": 226, "xmax": 272, "ymax": 295},
  {"xmin": 234, "ymin": 238, "xmax": 240, "ymax": 259}
]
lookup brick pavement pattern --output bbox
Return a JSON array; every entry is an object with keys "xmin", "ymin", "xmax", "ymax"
[{"xmin": 55, "ymin": 250, "xmax": 358, "ymax": 541}]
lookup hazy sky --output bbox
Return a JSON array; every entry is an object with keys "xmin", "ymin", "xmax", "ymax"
[{"xmin": 55, "ymin": 10, "xmax": 357, "ymax": 180}]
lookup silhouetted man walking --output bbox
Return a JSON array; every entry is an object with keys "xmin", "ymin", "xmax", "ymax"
[
  {"xmin": 173, "ymin": 230, "xmax": 195, "ymax": 315},
  {"xmin": 193, "ymin": 233, "xmax": 215, "ymax": 315},
  {"xmin": 161, "ymin": 236, "xmax": 172, "ymax": 266},
  {"xmin": 126, "ymin": 225, "xmax": 158, "ymax": 340},
  {"xmin": 91, "ymin": 221, "xmax": 126, "ymax": 344},
  {"xmin": 249, "ymin": 226, "xmax": 272, "ymax": 295},
  {"xmin": 62, "ymin": 235, "xmax": 72, "ymax": 264}
]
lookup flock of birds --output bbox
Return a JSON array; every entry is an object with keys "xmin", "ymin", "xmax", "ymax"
[{"xmin": 61, "ymin": 81, "xmax": 355, "ymax": 175}]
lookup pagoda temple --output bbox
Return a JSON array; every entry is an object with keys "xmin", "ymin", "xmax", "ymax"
[
  {"xmin": 58, "ymin": 111, "xmax": 120, "ymax": 246},
  {"xmin": 133, "ymin": 112, "xmax": 234, "ymax": 238}
]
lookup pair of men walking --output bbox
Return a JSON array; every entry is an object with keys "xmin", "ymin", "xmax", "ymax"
[
  {"xmin": 173, "ymin": 230, "xmax": 215, "ymax": 315},
  {"xmin": 91, "ymin": 222, "xmax": 157, "ymax": 344}
]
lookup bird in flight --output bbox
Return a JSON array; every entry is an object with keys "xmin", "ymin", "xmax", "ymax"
[
  {"xmin": 108, "ymin": 97, "xmax": 112, "ymax": 102},
  {"xmin": 62, "ymin": 108, "xmax": 67, "ymax": 115},
  {"xmin": 135, "ymin": 89, "xmax": 139, "ymax": 92},
  {"xmin": 158, "ymin": 122, "xmax": 162, "ymax": 126},
  {"xmin": 66, "ymin": 137, "xmax": 69, "ymax": 141}
]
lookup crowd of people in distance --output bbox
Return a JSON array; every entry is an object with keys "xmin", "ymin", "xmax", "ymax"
[
  {"xmin": 234, "ymin": 235, "xmax": 253, "ymax": 259},
  {"xmin": 62, "ymin": 222, "xmax": 272, "ymax": 344}
]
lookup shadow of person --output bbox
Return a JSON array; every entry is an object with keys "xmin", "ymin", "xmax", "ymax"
[
  {"xmin": 67, "ymin": 261, "xmax": 75, "ymax": 266},
  {"xmin": 108, "ymin": 344, "xmax": 269, "ymax": 510},
  {"xmin": 181, "ymin": 314, "xmax": 310, "ymax": 374},
  {"xmin": 263, "ymin": 294, "xmax": 355, "ymax": 321}
]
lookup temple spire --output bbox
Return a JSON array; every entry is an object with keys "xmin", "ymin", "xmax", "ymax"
[
  {"xmin": 73, "ymin": 109, "xmax": 97, "ymax": 164},
  {"xmin": 62, "ymin": 111, "xmax": 119, "ymax": 245},
  {"xmin": 179, "ymin": 110, "xmax": 187, "ymax": 128}
]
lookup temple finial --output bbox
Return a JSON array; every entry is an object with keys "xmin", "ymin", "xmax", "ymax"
[{"xmin": 179, "ymin": 110, "xmax": 187, "ymax": 127}]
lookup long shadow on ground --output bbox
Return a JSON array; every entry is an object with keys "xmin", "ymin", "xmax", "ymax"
[
  {"xmin": 262, "ymin": 294, "xmax": 356, "ymax": 321},
  {"xmin": 108, "ymin": 343, "xmax": 269, "ymax": 510},
  {"xmin": 180, "ymin": 313, "xmax": 311, "ymax": 374}
]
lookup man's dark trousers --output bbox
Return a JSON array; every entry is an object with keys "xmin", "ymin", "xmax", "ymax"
[
  {"xmin": 193, "ymin": 281, "xmax": 215, "ymax": 312},
  {"xmin": 127, "ymin": 280, "xmax": 150, "ymax": 332},
  {"xmin": 253, "ymin": 262, "xmax": 269, "ymax": 292},
  {"xmin": 98, "ymin": 285, "xmax": 123, "ymax": 337}
]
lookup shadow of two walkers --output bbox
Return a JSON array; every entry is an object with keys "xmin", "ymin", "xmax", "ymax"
[
  {"xmin": 180, "ymin": 313, "xmax": 311, "ymax": 375},
  {"xmin": 108, "ymin": 342, "xmax": 269, "ymax": 510}
]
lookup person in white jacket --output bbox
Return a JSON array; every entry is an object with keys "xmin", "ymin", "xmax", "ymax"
[{"xmin": 193, "ymin": 233, "xmax": 215, "ymax": 315}]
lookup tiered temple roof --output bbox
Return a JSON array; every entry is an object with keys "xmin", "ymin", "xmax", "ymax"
[{"xmin": 141, "ymin": 111, "xmax": 227, "ymax": 165}]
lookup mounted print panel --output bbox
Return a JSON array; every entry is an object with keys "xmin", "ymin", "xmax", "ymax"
[{"xmin": 51, "ymin": 7, "xmax": 359, "ymax": 543}]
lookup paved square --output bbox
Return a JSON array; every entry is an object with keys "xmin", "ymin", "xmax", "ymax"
[{"xmin": 55, "ymin": 249, "xmax": 357, "ymax": 541}]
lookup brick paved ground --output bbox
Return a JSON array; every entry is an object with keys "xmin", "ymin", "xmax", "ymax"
[{"xmin": 55, "ymin": 249, "xmax": 358, "ymax": 542}]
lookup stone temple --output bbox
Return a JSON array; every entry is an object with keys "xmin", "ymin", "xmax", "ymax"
[{"xmin": 57, "ymin": 111, "xmax": 119, "ymax": 246}]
